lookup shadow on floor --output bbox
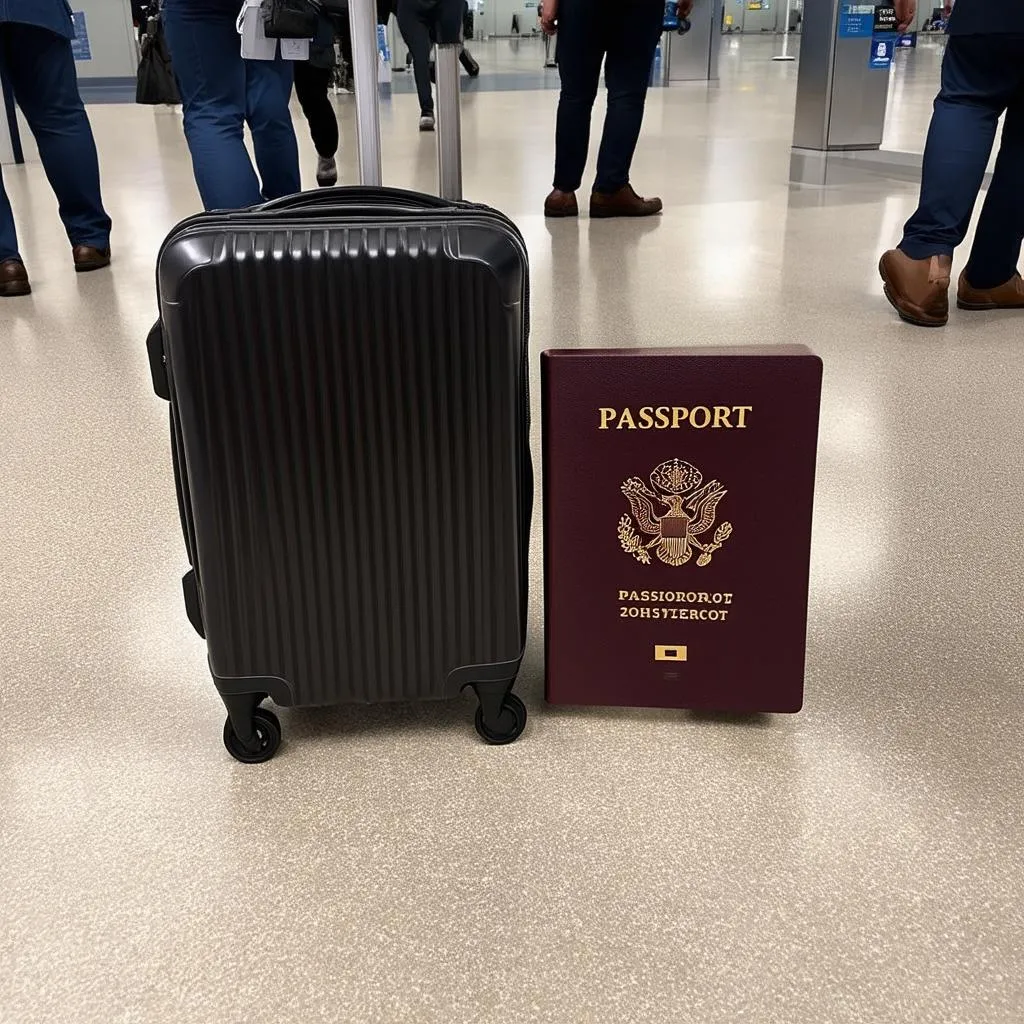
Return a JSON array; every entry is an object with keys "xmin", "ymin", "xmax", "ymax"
[{"xmin": 263, "ymin": 662, "xmax": 775, "ymax": 748}]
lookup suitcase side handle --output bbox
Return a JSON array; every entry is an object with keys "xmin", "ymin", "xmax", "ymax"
[
  {"xmin": 182, "ymin": 569, "xmax": 205, "ymax": 639},
  {"xmin": 147, "ymin": 321, "xmax": 171, "ymax": 401}
]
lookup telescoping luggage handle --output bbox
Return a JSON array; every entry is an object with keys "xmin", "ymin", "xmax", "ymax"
[
  {"xmin": 347, "ymin": 0, "xmax": 383, "ymax": 187},
  {"xmin": 346, "ymin": 0, "xmax": 463, "ymax": 201},
  {"xmin": 434, "ymin": 42, "xmax": 462, "ymax": 201}
]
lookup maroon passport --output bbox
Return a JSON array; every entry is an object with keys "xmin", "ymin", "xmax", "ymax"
[{"xmin": 542, "ymin": 347, "xmax": 822, "ymax": 713}]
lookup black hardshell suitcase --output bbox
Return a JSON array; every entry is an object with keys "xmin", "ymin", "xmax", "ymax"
[{"xmin": 148, "ymin": 190, "xmax": 531, "ymax": 761}]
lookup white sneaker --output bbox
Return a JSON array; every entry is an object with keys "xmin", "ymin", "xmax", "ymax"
[
  {"xmin": 419, "ymin": 113, "xmax": 435, "ymax": 132},
  {"xmin": 316, "ymin": 155, "xmax": 338, "ymax": 187}
]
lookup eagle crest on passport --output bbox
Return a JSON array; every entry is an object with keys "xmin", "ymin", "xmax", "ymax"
[{"xmin": 618, "ymin": 458, "xmax": 733, "ymax": 568}]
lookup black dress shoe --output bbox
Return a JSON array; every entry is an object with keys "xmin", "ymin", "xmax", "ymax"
[
  {"xmin": 72, "ymin": 245, "xmax": 112, "ymax": 273},
  {"xmin": 0, "ymin": 258, "xmax": 31, "ymax": 297}
]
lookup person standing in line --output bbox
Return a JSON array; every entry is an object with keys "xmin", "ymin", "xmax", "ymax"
[
  {"xmin": 0, "ymin": 0, "xmax": 112, "ymax": 298},
  {"xmin": 879, "ymin": 0, "xmax": 1024, "ymax": 327},
  {"xmin": 542, "ymin": 0, "xmax": 691, "ymax": 218},
  {"xmin": 161, "ymin": 0, "xmax": 301, "ymax": 210}
]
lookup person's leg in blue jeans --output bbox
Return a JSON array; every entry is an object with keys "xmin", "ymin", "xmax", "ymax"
[
  {"xmin": 164, "ymin": 0, "xmax": 300, "ymax": 209},
  {"xmin": 593, "ymin": 0, "xmax": 662, "ymax": 195},
  {"xmin": 0, "ymin": 179, "xmax": 18, "ymax": 264},
  {"xmin": 163, "ymin": 0, "xmax": 262, "ymax": 209},
  {"xmin": 0, "ymin": 82, "xmax": 20, "ymax": 261},
  {"xmin": 0, "ymin": 34, "xmax": 24, "ymax": 266},
  {"xmin": 962, "ymin": 96, "xmax": 1024, "ymax": 289},
  {"xmin": 1, "ymin": 23, "xmax": 111, "ymax": 254},
  {"xmin": 245, "ymin": 58, "xmax": 301, "ymax": 200}
]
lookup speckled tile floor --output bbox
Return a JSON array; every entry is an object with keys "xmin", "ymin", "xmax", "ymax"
[{"xmin": 1, "ymin": 37, "xmax": 1022, "ymax": 1024}]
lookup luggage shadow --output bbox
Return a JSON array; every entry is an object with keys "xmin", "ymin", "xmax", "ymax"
[
  {"xmin": 539, "ymin": 702, "xmax": 776, "ymax": 729},
  {"xmin": 685, "ymin": 709, "xmax": 775, "ymax": 729},
  {"xmin": 277, "ymin": 688, "xmax": 518, "ymax": 743}
]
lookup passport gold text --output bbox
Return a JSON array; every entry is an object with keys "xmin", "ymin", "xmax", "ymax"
[
  {"xmin": 619, "ymin": 590, "xmax": 733, "ymax": 604},
  {"xmin": 620, "ymin": 606, "xmax": 729, "ymax": 621},
  {"xmin": 618, "ymin": 590, "xmax": 734, "ymax": 622},
  {"xmin": 598, "ymin": 406, "xmax": 752, "ymax": 430}
]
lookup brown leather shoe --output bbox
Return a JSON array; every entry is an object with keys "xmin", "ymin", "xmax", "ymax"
[
  {"xmin": 957, "ymin": 271, "xmax": 1024, "ymax": 311},
  {"xmin": 544, "ymin": 189, "xmax": 579, "ymax": 218},
  {"xmin": 0, "ymin": 258, "xmax": 31, "ymax": 297},
  {"xmin": 590, "ymin": 185, "xmax": 662, "ymax": 219},
  {"xmin": 878, "ymin": 249, "xmax": 951, "ymax": 327},
  {"xmin": 73, "ymin": 245, "xmax": 111, "ymax": 273}
]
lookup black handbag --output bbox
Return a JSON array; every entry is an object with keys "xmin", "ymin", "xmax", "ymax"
[
  {"xmin": 261, "ymin": 0, "xmax": 321, "ymax": 38},
  {"xmin": 135, "ymin": 19, "xmax": 180, "ymax": 106}
]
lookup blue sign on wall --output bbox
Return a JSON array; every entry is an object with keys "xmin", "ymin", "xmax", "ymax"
[
  {"xmin": 70, "ymin": 11, "xmax": 92, "ymax": 60},
  {"xmin": 838, "ymin": 3, "xmax": 874, "ymax": 37},
  {"xmin": 868, "ymin": 34, "xmax": 895, "ymax": 69}
]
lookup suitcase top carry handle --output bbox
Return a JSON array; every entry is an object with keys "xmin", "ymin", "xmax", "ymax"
[{"xmin": 259, "ymin": 186, "xmax": 455, "ymax": 213}]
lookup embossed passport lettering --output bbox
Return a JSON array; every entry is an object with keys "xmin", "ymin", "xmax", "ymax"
[{"xmin": 542, "ymin": 348, "xmax": 822, "ymax": 713}]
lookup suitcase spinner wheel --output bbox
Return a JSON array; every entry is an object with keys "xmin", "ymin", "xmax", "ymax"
[
  {"xmin": 223, "ymin": 702, "xmax": 282, "ymax": 764},
  {"xmin": 474, "ymin": 690, "xmax": 527, "ymax": 745}
]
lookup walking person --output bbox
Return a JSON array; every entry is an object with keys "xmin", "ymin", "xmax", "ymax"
[
  {"xmin": 397, "ymin": 0, "xmax": 441, "ymax": 131},
  {"xmin": 395, "ymin": 0, "xmax": 463, "ymax": 132},
  {"xmin": 542, "ymin": 0, "xmax": 690, "ymax": 218},
  {"xmin": 294, "ymin": 1, "xmax": 352, "ymax": 186},
  {"xmin": 879, "ymin": 0, "xmax": 1024, "ymax": 327},
  {"xmin": 161, "ymin": 0, "xmax": 301, "ymax": 210},
  {"xmin": 0, "ymin": 0, "xmax": 112, "ymax": 298}
]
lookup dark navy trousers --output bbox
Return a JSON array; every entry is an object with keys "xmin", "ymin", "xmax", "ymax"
[
  {"xmin": 900, "ymin": 35, "xmax": 1024, "ymax": 289},
  {"xmin": 553, "ymin": 0, "xmax": 663, "ymax": 195}
]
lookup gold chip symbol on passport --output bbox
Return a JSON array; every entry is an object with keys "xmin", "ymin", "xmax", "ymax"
[{"xmin": 655, "ymin": 646, "xmax": 688, "ymax": 662}]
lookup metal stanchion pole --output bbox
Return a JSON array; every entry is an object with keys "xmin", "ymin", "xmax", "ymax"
[
  {"xmin": 435, "ymin": 43, "xmax": 463, "ymax": 200},
  {"xmin": 773, "ymin": 0, "xmax": 796, "ymax": 61},
  {"xmin": 348, "ymin": 0, "xmax": 383, "ymax": 184}
]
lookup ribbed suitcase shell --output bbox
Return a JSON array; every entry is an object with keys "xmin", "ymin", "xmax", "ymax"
[{"xmin": 155, "ymin": 195, "xmax": 531, "ymax": 709}]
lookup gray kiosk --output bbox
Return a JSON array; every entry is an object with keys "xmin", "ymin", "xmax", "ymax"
[
  {"xmin": 790, "ymin": 1, "xmax": 901, "ymax": 184},
  {"xmin": 662, "ymin": 0, "xmax": 725, "ymax": 83}
]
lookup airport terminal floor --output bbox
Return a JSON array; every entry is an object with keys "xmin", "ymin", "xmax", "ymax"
[{"xmin": 2, "ymin": 33, "xmax": 1023, "ymax": 1024}]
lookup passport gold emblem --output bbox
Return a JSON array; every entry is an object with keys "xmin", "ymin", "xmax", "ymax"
[{"xmin": 619, "ymin": 458, "xmax": 733, "ymax": 567}]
